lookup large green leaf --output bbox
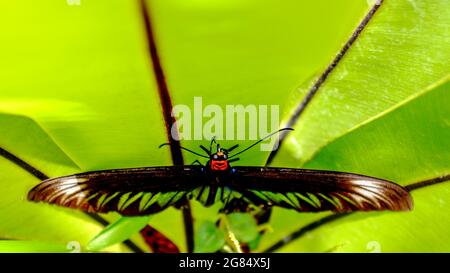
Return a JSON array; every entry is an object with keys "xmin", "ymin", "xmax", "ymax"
[
  {"xmin": 261, "ymin": 79, "xmax": 449, "ymax": 252},
  {"xmin": 259, "ymin": 0, "xmax": 449, "ymax": 252},
  {"xmin": 272, "ymin": 0, "xmax": 449, "ymax": 167}
]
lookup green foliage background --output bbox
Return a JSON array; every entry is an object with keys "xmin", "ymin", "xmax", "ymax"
[{"xmin": 0, "ymin": 0, "xmax": 448, "ymax": 252}]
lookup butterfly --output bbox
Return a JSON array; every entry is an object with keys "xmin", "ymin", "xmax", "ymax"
[{"xmin": 28, "ymin": 129, "xmax": 413, "ymax": 216}]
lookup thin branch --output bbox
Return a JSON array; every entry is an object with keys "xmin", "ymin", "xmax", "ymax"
[
  {"xmin": 140, "ymin": 0, "xmax": 194, "ymax": 253},
  {"xmin": 0, "ymin": 147, "xmax": 47, "ymax": 180},
  {"xmin": 182, "ymin": 200, "xmax": 195, "ymax": 252},
  {"xmin": 405, "ymin": 174, "xmax": 450, "ymax": 191},
  {"xmin": 262, "ymin": 213, "xmax": 349, "ymax": 253}
]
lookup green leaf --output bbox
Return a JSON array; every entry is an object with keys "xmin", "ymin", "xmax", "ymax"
[
  {"xmin": 305, "ymin": 80, "xmax": 450, "ymax": 183},
  {"xmin": 258, "ymin": 0, "xmax": 450, "ymax": 252},
  {"xmin": 0, "ymin": 113, "xmax": 80, "ymax": 176},
  {"xmin": 260, "ymin": 78, "xmax": 450, "ymax": 252},
  {"xmin": 272, "ymin": 0, "xmax": 450, "ymax": 167},
  {"xmin": 0, "ymin": 141, "xmax": 102, "ymax": 248},
  {"xmin": 0, "ymin": 114, "xmax": 139, "ymax": 252},
  {"xmin": 227, "ymin": 213, "xmax": 259, "ymax": 243},
  {"xmin": 87, "ymin": 216, "xmax": 151, "ymax": 251},
  {"xmin": 194, "ymin": 220, "xmax": 225, "ymax": 253}
]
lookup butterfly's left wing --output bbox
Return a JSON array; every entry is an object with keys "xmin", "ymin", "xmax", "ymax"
[
  {"xmin": 227, "ymin": 167, "xmax": 413, "ymax": 212},
  {"xmin": 28, "ymin": 166, "xmax": 206, "ymax": 216}
]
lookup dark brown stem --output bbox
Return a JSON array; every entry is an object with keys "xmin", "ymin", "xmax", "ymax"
[
  {"xmin": 405, "ymin": 174, "xmax": 450, "ymax": 191},
  {"xmin": 0, "ymin": 147, "xmax": 47, "ymax": 180},
  {"xmin": 262, "ymin": 213, "xmax": 349, "ymax": 253},
  {"xmin": 182, "ymin": 200, "xmax": 195, "ymax": 252},
  {"xmin": 140, "ymin": 0, "xmax": 194, "ymax": 253}
]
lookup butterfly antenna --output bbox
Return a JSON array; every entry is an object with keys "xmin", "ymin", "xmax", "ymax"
[
  {"xmin": 199, "ymin": 145, "xmax": 210, "ymax": 156},
  {"xmin": 159, "ymin": 143, "xmax": 209, "ymax": 158},
  {"xmin": 209, "ymin": 137, "xmax": 217, "ymax": 155},
  {"xmin": 228, "ymin": 128, "xmax": 294, "ymax": 159}
]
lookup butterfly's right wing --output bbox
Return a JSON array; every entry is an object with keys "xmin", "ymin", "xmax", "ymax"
[
  {"xmin": 28, "ymin": 166, "xmax": 206, "ymax": 216},
  {"xmin": 227, "ymin": 167, "xmax": 413, "ymax": 212}
]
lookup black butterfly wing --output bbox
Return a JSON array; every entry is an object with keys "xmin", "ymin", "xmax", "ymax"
[
  {"xmin": 28, "ymin": 166, "xmax": 413, "ymax": 215},
  {"xmin": 227, "ymin": 167, "xmax": 413, "ymax": 212},
  {"xmin": 28, "ymin": 166, "xmax": 206, "ymax": 216}
]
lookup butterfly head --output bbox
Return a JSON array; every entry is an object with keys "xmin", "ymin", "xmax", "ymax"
[
  {"xmin": 210, "ymin": 145, "xmax": 229, "ymax": 171},
  {"xmin": 211, "ymin": 145, "xmax": 228, "ymax": 159}
]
